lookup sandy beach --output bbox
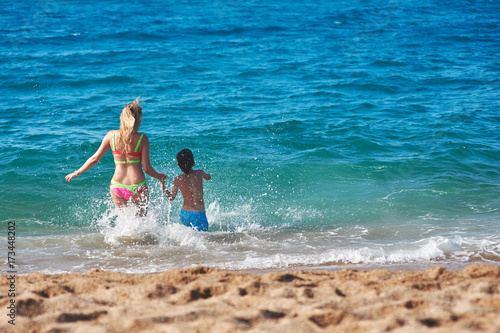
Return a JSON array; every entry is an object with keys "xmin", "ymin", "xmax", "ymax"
[{"xmin": 2, "ymin": 264, "xmax": 500, "ymax": 332}]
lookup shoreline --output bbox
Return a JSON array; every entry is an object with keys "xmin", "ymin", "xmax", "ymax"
[
  {"xmin": 17, "ymin": 255, "xmax": 498, "ymax": 276},
  {"xmin": 2, "ymin": 264, "xmax": 500, "ymax": 332},
  {"xmin": 238, "ymin": 261, "xmax": 495, "ymax": 275}
]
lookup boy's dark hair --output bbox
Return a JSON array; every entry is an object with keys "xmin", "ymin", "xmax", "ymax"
[{"xmin": 177, "ymin": 148, "xmax": 194, "ymax": 174}]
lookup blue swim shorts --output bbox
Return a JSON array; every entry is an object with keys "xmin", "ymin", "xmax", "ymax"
[{"xmin": 180, "ymin": 209, "xmax": 209, "ymax": 231}]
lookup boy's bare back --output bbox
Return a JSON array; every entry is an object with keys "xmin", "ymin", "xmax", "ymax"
[{"xmin": 162, "ymin": 169, "xmax": 211, "ymax": 211}]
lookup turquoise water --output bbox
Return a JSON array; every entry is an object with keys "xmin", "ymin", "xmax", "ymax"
[{"xmin": 1, "ymin": 0, "xmax": 499, "ymax": 273}]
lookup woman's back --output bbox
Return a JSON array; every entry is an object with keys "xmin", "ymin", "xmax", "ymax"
[{"xmin": 111, "ymin": 131, "xmax": 146, "ymax": 184}]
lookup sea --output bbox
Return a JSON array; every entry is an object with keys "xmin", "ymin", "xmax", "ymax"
[{"xmin": 1, "ymin": 0, "xmax": 499, "ymax": 274}]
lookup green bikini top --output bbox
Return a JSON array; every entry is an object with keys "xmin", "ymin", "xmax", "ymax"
[{"xmin": 111, "ymin": 131, "xmax": 143, "ymax": 164}]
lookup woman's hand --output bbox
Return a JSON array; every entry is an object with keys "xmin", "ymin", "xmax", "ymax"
[{"xmin": 65, "ymin": 172, "xmax": 79, "ymax": 183}]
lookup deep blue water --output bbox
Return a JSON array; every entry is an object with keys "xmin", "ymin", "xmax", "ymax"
[{"xmin": 1, "ymin": 0, "xmax": 499, "ymax": 273}]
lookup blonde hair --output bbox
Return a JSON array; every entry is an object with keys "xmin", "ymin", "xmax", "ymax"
[{"xmin": 118, "ymin": 97, "xmax": 142, "ymax": 152}]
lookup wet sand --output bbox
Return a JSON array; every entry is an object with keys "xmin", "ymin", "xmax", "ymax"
[{"xmin": 1, "ymin": 264, "xmax": 500, "ymax": 332}]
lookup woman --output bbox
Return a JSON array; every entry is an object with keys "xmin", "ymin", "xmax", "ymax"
[{"xmin": 65, "ymin": 98, "xmax": 166, "ymax": 216}]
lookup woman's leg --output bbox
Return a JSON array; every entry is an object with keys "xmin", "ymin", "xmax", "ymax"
[{"xmin": 131, "ymin": 184, "xmax": 149, "ymax": 217}]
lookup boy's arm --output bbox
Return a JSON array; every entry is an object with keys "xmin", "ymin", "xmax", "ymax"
[
  {"xmin": 201, "ymin": 170, "xmax": 211, "ymax": 181},
  {"xmin": 160, "ymin": 177, "xmax": 179, "ymax": 201}
]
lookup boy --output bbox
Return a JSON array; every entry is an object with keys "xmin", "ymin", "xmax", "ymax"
[{"xmin": 160, "ymin": 149, "xmax": 211, "ymax": 231}]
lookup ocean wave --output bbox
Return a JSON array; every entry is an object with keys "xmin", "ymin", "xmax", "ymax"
[{"xmin": 8, "ymin": 213, "xmax": 500, "ymax": 273}]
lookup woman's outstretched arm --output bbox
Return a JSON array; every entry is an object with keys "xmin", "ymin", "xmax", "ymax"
[{"xmin": 65, "ymin": 131, "xmax": 112, "ymax": 182}]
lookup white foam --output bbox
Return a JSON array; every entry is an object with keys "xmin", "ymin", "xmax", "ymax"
[
  {"xmin": 229, "ymin": 236, "xmax": 468, "ymax": 270},
  {"xmin": 159, "ymin": 223, "xmax": 208, "ymax": 251},
  {"xmin": 97, "ymin": 206, "xmax": 162, "ymax": 245},
  {"xmin": 206, "ymin": 200, "xmax": 221, "ymax": 228}
]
